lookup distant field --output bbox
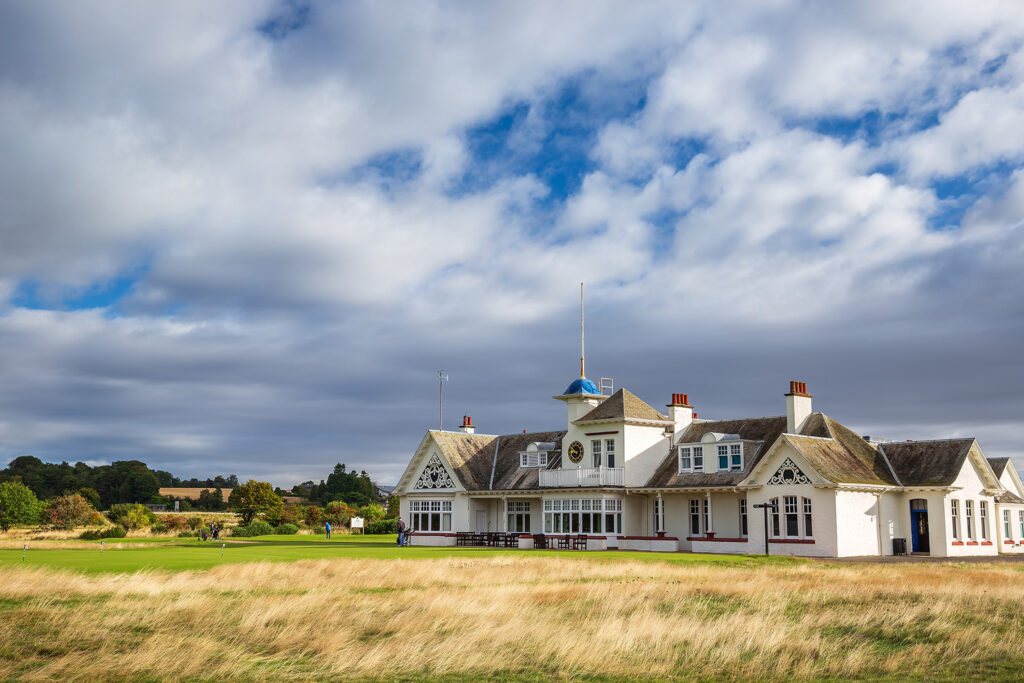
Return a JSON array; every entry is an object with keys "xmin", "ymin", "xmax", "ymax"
[{"xmin": 1, "ymin": 547, "xmax": 1023, "ymax": 681}]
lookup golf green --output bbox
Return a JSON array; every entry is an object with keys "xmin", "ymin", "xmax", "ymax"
[{"xmin": 0, "ymin": 534, "xmax": 793, "ymax": 573}]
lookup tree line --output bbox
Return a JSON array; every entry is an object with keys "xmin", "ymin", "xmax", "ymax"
[{"xmin": 0, "ymin": 456, "xmax": 387, "ymax": 511}]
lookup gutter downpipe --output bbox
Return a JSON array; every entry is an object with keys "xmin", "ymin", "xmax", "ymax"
[{"xmin": 488, "ymin": 437, "xmax": 500, "ymax": 490}]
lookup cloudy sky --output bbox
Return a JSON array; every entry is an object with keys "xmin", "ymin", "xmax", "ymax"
[{"xmin": 2, "ymin": 1, "xmax": 1023, "ymax": 487}]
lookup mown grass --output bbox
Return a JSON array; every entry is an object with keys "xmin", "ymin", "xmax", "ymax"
[
  {"xmin": 0, "ymin": 534, "xmax": 790, "ymax": 574},
  {"xmin": 1, "ymin": 549, "xmax": 1023, "ymax": 680}
]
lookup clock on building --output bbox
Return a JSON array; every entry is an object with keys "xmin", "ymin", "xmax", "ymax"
[{"xmin": 567, "ymin": 440, "xmax": 584, "ymax": 463}]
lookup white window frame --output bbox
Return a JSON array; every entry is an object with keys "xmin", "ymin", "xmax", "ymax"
[
  {"xmin": 409, "ymin": 500, "xmax": 452, "ymax": 532},
  {"xmin": 693, "ymin": 445, "xmax": 703, "ymax": 472},
  {"xmin": 951, "ymin": 499, "xmax": 959, "ymax": 540},
  {"xmin": 739, "ymin": 499, "xmax": 748, "ymax": 537},
  {"xmin": 519, "ymin": 451, "xmax": 549, "ymax": 468},
  {"xmin": 730, "ymin": 443, "xmax": 743, "ymax": 471},
  {"xmin": 1003, "ymin": 509, "xmax": 1011, "ymax": 541},
  {"xmin": 769, "ymin": 497, "xmax": 780, "ymax": 538},
  {"xmin": 965, "ymin": 500, "xmax": 974, "ymax": 540},
  {"xmin": 1019, "ymin": 510, "xmax": 1024, "ymax": 540},
  {"xmin": 506, "ymin": 501, "xmax": 531, "ymax": 533},
  {"xmin": 717, "ymin": 444, "xmax": 729, "ymax": 471},
  {"xmin": 783, "ymin": 495, "xmax": 800, "ymax": 538},
  {"xmin": 678, "ymin": 447, "xmax": 692, "ymax": 472},
  {"xmin": 591, "ymin": 439, "xmax": 602, "ymax": 467},
  {"xmin": 980, "ymin": 501, "xmax": 988, "ymax": 540},
  {"xmin": 605, "ymin": 439, "xmax": 616, "ymax": 468},
  {"xmin": 689, "ymin": 498, "xmax": 702, "ymax": 536},
  {"xmin": 802, "ymin": 497, "xmax": 813, "ymax": 538},
  {"xmin": 653, "ymin": 497, "xmax": 663, "ymax": 532}
]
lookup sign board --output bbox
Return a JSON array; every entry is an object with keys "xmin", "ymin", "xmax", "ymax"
[
  {"xmin": 350, "ymin": 517, "xmax": 364, "ymax": 528},
  {"xmin": 174, "ymin": 501, "xmax": 179, "ymax": 512}
]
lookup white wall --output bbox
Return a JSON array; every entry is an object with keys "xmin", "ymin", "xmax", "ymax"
[
  {"xmin": 834, "ymin": 491, "xmax": 882, "ymax": 557},
  {"xmin": 944, "ymin": 452, "xmax": 999, "ymax": 557},
  {"xmin": 623, "ymin": 424, "xmax": 671, "ymax": 486},
  {"xmin": 747, "ymin": 484, "xmax": 837, "ymax": 558},
  {"xmin": 996, "ymin": 504, "xmax": 1024, "ymax": 554}
]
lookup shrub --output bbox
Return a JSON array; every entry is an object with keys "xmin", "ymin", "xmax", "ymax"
[
  {"xmin": 278, "ymin": 504, "xmax": 300, "ymax": 526},
  {"xmin": 325, "ymin": 501, "xmax": 356, "ymax": 526},
  {"xmin": 44, "ymin": 494, "xmax": 95, "ymax": 529},
  {"xmin": 161, "ymin": 514, "xmax": 188, "ymax": 530},
  {"xmin": 79, "ymin": 526, "xmax": 127, "ymax": 540},
  {"xmin": 186, "ymin": 517, "xmax": 202, "ymax": 530},
  {"xmin": 152, "ymin": 523, "xmax": 170, "ymax": 534},
  {"xmin": 304, "ymin": 506, "xmax": 323, "ymax": 526},
  {"xmin": 365, "ymin": 518, "xmax": 398, "ymax": 535},
  {"xmin": 274, "ymin": 523, "xmax": 299, "ymax": 535},
  {"xmin": 232, "ymin": 520, "xmax": 274, "ymax": 537},
  {"xmin": 107, "ymin": 503, "xmax": 156, "ymax": 529},
  {"xmin": 0, "ymin": 481, "xmax": 40, "ymax": 531},
  {"xmin": 177, "ymin": 530, "xmax": 201, "ymax": 538}
]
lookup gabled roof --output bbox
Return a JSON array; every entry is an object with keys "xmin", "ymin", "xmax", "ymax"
[
  {"xmin": 997, "ymin": 489, "xmax": 1024, "ymax": 504},
  {"xmin": 427, "ymin": 429, "xmax": 567, "ymax": 492},
  {"xmin": 988, "ymin": 457, "xmax": 1010, "ymax": 478},
  {"xmin": 576, "ymin": 388, "xmax": 668, "ymax": 423},
  {"xmin": 646, "ymin": 416, "xmax": 788, "ymax": 487},
  {"xmin": 646, "ymin": 412, "xmax": 900, "ymax": 488},
  {"xmin": 880, "ymin": 439, "xmax": 976, "ymax": 487},
  {"xmin": 789, "ymin": 413, "xmax": 899, "ymax": 486}
]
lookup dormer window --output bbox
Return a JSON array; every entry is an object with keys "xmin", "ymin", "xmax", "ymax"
[
  {"xmin": 678, "ymin": 445, "xmax": 704, "ymax": 473},
  {"xmin": 520, "ymin": 451, "xmax": 548, "ymax": 468},
  {"xmin": 715, "ymin": 442, "xmax": 744, "ymax": 471}
]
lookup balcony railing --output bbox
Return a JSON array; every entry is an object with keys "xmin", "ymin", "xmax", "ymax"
[{"xmin": 539, "ymin": 466, "xmax": 624, "ymax": 488}]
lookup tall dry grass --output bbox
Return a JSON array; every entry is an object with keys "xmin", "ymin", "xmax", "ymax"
[{"xmin": 1, "ymin": 556, "xmax": 1023, "ymax": 680}]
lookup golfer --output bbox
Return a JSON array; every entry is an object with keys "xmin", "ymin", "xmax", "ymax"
[
  {"xmin": 396, "ymin": 518, "xmax": 406, "ymax": 547},
  {"xmin": 325, "ymin": 521, "xmax": 331, "ymax": 539}
]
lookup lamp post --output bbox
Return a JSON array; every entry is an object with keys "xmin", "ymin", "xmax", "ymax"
[{"xmin": 752, "ymin": 502, "xmax": 778, "ymax": 556}]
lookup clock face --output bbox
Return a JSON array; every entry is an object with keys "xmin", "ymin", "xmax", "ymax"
[{"xmin": 567, "ymin": 440, "xmax": 584, "ymax": 464}]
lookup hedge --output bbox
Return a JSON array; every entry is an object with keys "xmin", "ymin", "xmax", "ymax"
[
  {"xmin": 365, "ymin": 518, "xmax": 398, "ymax": 534},
  {"xmin": 79, "ymin": 526, "xmax": 128, "ymax": 540}
]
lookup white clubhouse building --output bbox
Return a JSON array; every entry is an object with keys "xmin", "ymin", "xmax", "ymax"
[{"xmin": 395, "ymin": 375, "xmax": 1024, "ymax": 557}]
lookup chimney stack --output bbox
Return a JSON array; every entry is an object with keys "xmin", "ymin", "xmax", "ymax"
[
  {"xmin": 459, "ymin": 415, "xmax": 475, "ymax": 434},
  {"xmin": 785, "ymin": 381, "xmax": 812, "ymax": 433},
  {"xmin": 667, "ymin": 393, "xmax": 694, "ymax": 437}
]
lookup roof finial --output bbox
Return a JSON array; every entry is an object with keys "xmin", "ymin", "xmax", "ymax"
[{"xmin": 579, "ymin": 282, "xmax": 585, "ymax": 379}]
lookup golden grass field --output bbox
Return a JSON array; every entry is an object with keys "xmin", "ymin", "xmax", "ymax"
[{"xmin": 2, "ymin": 556, "xmax": 1024, "ymax": 681}]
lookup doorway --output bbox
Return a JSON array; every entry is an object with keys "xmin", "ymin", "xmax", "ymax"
[
  {"xmin": 475, "ymin": 510, "xmax": 486, "ymax": 533},
  {"xmin": 910, "ymin": 499, "xmax": 930, "ymax": 553}
]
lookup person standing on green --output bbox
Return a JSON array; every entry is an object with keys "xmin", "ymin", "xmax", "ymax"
[{"xmin": 325, "ymin": 521, "xmax": 331, "ymax": 539}]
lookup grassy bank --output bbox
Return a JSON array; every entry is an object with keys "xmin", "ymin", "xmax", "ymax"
[{"xmin": 1, "ymin": 552, "xmax": 1024, "ymax": 680}]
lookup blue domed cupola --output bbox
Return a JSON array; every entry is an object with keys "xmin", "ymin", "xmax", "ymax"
[{"xmin": 564, "ymin": 376, "xmax": 601, "ymax": 396}]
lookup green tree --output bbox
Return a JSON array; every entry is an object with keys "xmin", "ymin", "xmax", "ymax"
[
  {"xmin": 228, "ymin": 480, "xmax": 283, "ymax": 525},
  {"xmin": 0, "ymin": 481, "xmax": 40, "ymax": 531},
  {"xmin": 385, "ymin": 496, "xmax": 399, "ymax": 519},
  {"xmin": 357, "ymin": 502, "xmax": 386, "ymax": 522},
  {"xmin": 44, "ymin": 494, "xmax": 94, "ymax": 529},
  {"xmin": 76, "ymin": 487, "xmax": 101, "ymax": 510}
]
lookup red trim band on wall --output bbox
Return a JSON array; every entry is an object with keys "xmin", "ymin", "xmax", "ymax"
[
  {"xmin": 687, "ymin": 537, "xmax": 748, "ymax": 543},
  {"xmin": 769, "ymin": 538, "xmax": 815, "ymax": 544},
  {"xmin": 966, "ymin": 541, "xmax": 979, "ymax": 546},
  {"xmin": 981, "ymin": 541, "xmax": 993, "ymax": 546},
  {"xmin": 951, "ymin": 541, "xmax": 964, "ymax": 546}
]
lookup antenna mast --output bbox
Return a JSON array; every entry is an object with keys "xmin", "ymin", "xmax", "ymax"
[
  {"xmin": 438, "ymin": 370, "xmax": 448, "ymax": 430},
  {"xmin": 579, "ymin": 282, "xmax": 585, "ymax": 378}
]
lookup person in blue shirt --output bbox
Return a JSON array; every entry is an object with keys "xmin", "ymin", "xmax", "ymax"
[{"xmin": 325, "ymin": 521, "xmax": 331, "ymax": 539}]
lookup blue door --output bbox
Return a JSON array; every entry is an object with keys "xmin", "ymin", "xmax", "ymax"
[{"xmin": 910, "ymin": 499, "xmax": 930, "ymax": 553}]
